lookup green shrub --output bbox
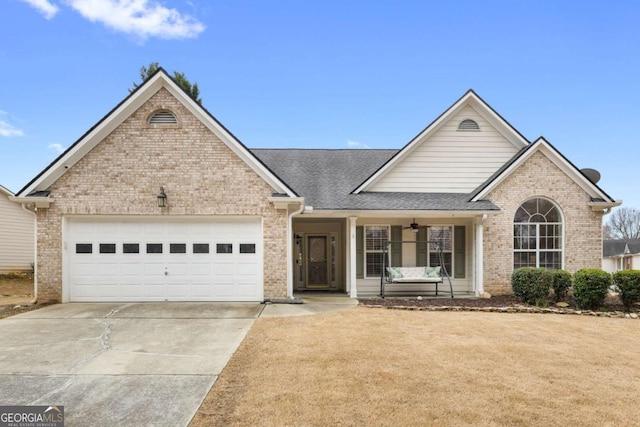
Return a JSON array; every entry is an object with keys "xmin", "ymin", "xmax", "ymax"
[
  {"xmin": 573, "ymin": 269, "xmax": 612, "ymax": 311},
  {"xmin": 551, "ymin": 270, "xmax": 572, "ymax": 302},
  {"xmin": 511, "ymin": 267, "xmax": 552, "ymax": 304},
  {"xmin": 613, "ymin": 270, "xmax": 640, "ymax": 312}
]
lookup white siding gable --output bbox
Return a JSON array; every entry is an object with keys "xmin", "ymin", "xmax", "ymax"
[
  {"xmin": 0, "ymin": 189, "xmax": 34, "ymax": 271},
  {"xmin": 369, "ymin": 105, "xmax": 521, "ymax": 193}
]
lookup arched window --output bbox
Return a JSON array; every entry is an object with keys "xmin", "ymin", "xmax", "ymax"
[
  {"xmin": 458, "ymin": 119, "xmax": 479, "ymax": 131},
  {"xmin": 513, "ymin": 198, "xmax": 563, "ymax": 270}
]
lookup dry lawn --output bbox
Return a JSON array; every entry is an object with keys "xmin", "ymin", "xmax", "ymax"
[
  {"xmin": 0, "ymin": 272, "xmax": 33, "ymax": 305},
  {"xmin": 0, "ymin": 272, "xmax": 41, "ymax": 319},
  {"xmin": 191, "ymin": 307, "xmax": 640, "ymax": 427}
]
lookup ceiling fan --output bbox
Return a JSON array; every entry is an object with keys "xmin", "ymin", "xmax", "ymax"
[{"xmin": 403, "ymin": 218, "xmax": 424, "ymax": 233}]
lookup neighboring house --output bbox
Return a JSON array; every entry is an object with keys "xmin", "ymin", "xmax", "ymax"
[
  {"xmin": 0, "ymin": 185, "xmax": 34, "ymax": 272},
  {"xmin": 11, "ymin": 69, "xmax": 620, "ymax": 303},
  {"xmin": 603, "ymin": 239, "xmax": 640, "ymax": 273}
]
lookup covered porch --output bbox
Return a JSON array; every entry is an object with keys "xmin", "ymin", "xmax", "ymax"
[{"xmin": 292, "ymin": 212, "xmax": 491, "ymax": 299}]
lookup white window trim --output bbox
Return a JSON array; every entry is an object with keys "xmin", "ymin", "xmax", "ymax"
[
  {"xmin": 513, "ymin": 198, "xmax": 565, "ymax": 270},
  {"xmin": 427, "ymin": 225, "xmax": 454, "ymax": 274},
  {"xmin": 364, "ymin": 224, "xmax": 390, "ymax": 279}
]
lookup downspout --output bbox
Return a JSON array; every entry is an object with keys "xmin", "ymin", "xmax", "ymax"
[
  {"xmin": 20, "ymin": 203, "xmax": 38, "ymax": 305},
  {"xmin": 286, "ymin": 201, "xmax": 305, "ymax": 299},
  {"xmin": 475, "ymin": 214, "xmax": 487, "ymax": 296}
]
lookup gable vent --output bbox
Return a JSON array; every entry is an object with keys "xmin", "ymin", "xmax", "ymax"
[
  {"xmin": 148, "ymin": 110, "xmax": 178, "ymax": 125},
  {"xmin": 458, "ymin": 119, "xmax": 480, "ymax": 131}
]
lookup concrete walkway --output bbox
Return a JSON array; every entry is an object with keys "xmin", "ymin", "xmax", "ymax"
[
  {"xmin": 0, "ymin": 296, "xmax": 357, "ymax": 426},
  {"xmin": 260, "ymin": 294, "xmax": 359, "ymax": 317}
]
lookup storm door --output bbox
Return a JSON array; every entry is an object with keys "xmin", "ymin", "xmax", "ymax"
[{"xmin": 306, "ymin": 235, "xmax": 330, "ymax": 288}]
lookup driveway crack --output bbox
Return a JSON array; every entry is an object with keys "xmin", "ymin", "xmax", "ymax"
[
  {"xmin": 68, "ymin": 320, "xmax": 114, "ymax": 373},
  {"xmin": 30, "ymin": 376, "xmax": 76, "ymax": 405},
  {"xmin": 100, "ymin": 322, "xmax": 113, "ymax": 350}
]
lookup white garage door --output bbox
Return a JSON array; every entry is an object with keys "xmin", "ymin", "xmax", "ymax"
[{"xmin": 66, "ymin": 217, "xmax": 263, "ymax": 302}]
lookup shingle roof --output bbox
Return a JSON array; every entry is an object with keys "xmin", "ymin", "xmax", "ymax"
[
  {"xmin": 251, "ymin": 149, "xmax": 499, "ymax": 211},
  {"xmin": 603, "ymin": 239, "xmax": 640, "ymax": 257}
]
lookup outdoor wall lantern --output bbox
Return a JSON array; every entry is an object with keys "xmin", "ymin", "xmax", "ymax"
[{"xmin": 157, "ymin": 186, "xmax": 167, "ymax": 208}]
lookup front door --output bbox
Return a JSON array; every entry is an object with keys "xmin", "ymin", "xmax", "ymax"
[
  {"xmin": 306, "ymin": 235, "xmax": 330, "ymax": 288},
  {"xmin": 294, "ymin": 231, "xmax": 340, "ymax": 291}
]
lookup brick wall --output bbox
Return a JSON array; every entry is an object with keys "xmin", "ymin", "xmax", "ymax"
[
  {"xmin": 483, "ymin": 151, "xmax": 604, "ymax": 295},
  {"xmin": 36, "ymin": 88, "xmax": 288, "ymax": 302}
]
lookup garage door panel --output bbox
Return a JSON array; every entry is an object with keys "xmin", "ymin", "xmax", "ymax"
[
  {"xmin": 121, "ymin": 284, "xmax": 143, "ymax": 297},
  {"xmin": 237, "ymin": 284, "xmax": 259, "ymax": 297},
  {"xmin": 190, "ymin": 263, "xmax": 212, "ymax": 276},
  {"xmin": 214, "ymin": 284, "xmax": 235, "ymax": 297},
  {"xmin": 67, "ymin": 218, "xmax": 263, "ymax": 302},
  {"xmin": 97, "ymin": 284, "xmax": 119, "ymax": 298},
  {"xmin": 236, "ymin": 262, "xmax": 258, "ymax": 276}
]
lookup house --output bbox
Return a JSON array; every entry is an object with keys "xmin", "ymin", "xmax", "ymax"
[
  {"xmin": 0, "ymin": 185, "xmax": 34, "ymax": 272},
  {"xmin": 602, "ymin": 239, "xmax": 640, "ymax": 273},
  {"xmin": 11, "ymin": 69, "xmax": 620, "ymax": 303}
]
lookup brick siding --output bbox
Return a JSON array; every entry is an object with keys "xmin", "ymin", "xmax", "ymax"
[
  {"xmin": 483, "ymin": 151, "xmax": 603, "ymax": 295},
  {"xmin": 36, "ymin": 88, "xmax": 288, "ymax": 302}
]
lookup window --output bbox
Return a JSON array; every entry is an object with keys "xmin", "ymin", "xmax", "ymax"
[
  {"xmin": 170, "ymin": 243, "xmax": 186, "ymax": 254},
  {"xmin": 148, "ymin": 110, "xmax": 178, "ymax": 125},
  {"xmin": 365, "ymin": 225, "xmax": 389, "ymax": 278},
  {"xmin": 428, "ymin": 226, "xmax": 452, "ymax": 274},
  {"xmin": 193, "ymin": 243, "xmax": 209, "ymax": 254},
  {"xmin": 146, "ymin": 243, "xmax": 163, "ymax": 254},
  {"xmin": 217, "ymin": 244, "xmax": 233, "ymax": 254},
  {"xmin": 458, "ymin": 119, "xmax": 479, "ymax": 131},
  {"xmin": 123, "ymin": 243, "xmax": 139, "ymax": 254},
  {"xmin": 76, "ymin": 243, "xmax": 92, "ymax": 254},
  {"xmin": 99, "ymin": 243, "xmax": 116, "ymax": 254},
  {"xmin": 240, "ymin": 244, "xmax": 256, "ymax": 254},
  {"xmin": 514, "ymin": 198, "xmax": 563, "ymax": 270}
]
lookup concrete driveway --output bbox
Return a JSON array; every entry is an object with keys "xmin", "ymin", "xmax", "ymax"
[{"xmin": 0, "ymin": 302, "xmax": 263, "ymax": 426}]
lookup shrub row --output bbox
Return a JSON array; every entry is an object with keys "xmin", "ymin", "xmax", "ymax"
[{"xmin": 511, "ymin": 268, "xmax": 640, "ymax": 312}]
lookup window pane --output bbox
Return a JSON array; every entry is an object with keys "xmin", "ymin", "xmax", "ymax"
[
  {"xmin": 99, "ymin": 243, "xmax": 116, "ymax": 254},
  {"xmin": 217, "ymin": 244, "xmax": 233, "ymax": 254},
  {"xmin": 429, "ymin": 252, "xmax": 452, "ymax": 276},
  {"xmin": 170, "ymin": 243, "xmax": 186, "ymax": 254},
  {"xmin": 146, "ymin": 243, "xmax": 162, "ymax": 254},
  {"xmin": 123, "ymin": 243, "xmax": 139, "ymax": 254},
  {"xmin": 514, "ymin": 206, "xmax": 529, "ymax": 223},
  {"xmin": 514, "ymin": 252, "xmax": 537, "ymax": 269},
  {"xmin": 428, "ymin": 226, "xmax": 452, "ymax": 251},
  {"xmin": 240, "ymin": 244, "xmax": 256, "ymax": 254},
  {"xmin": 366, "ymin": 253, "xmax": 384, "ymax": 277},
  {"xmin": 366, "ymin": 226, "xmax": 388, "ymax": 251},
  {"xmin": 539, "ymin": 251, "xmax": 562, "ymax": 270},
  {"xmin": 193, "ymin": 243, "xmax": 209, "ymax": 254},
  {"xmin": 76, "ymin": 243, "xmax": 92, "ymax": 254},
  {"xmin": 515, "ymin": 225, "xmax": 536, "ymax": 249}
]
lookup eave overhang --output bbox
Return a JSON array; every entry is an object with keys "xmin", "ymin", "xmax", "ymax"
[{"xmin": 9, "ymin": 196, "xmax": 54, "ymax": 208}]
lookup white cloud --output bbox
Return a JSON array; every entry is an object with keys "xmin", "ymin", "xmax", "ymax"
[
  {"xmin": 63, "ymin": 0, "xmax": 205, "ymax": 40},
  {"xmin": 347, "ymin": 140, "xmax": 371, "ymax": 149},
  {"xmin": 0, "ymin": 112, "xmax": 24, "ymax": 137},
  {"xmin": 48, "ymin": 143, "xmax": 65, "ymax": 153},
  {"xmin": 19, "ymin": 0, "xmax": 59, "ymax": 19}
]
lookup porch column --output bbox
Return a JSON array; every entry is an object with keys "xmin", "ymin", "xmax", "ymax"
[
  {"xmin": 348, "ymin": 216, "xmax": 358, "ymax": 298},
  {"xmin": 475, "ymin": 215, "xmax": 486, "ymax": 296}
]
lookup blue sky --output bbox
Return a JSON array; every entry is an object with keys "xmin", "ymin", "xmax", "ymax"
[{"xmin": 1, "ymin": 1, "xmax": 638, "ymax": 211}]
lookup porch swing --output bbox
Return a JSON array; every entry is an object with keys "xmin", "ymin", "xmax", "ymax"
[{"xmin": 380, "ymin": 239, "xmax": 454, "ymax": 298}]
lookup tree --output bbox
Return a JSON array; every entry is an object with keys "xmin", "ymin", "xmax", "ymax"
[
  {"xmin": 605, "ymin": 207, "xmax": 640, "ymax": 239},
  {"xmin": 130, "ymin": 62, "xmax": 202, "ymax": 105}
]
